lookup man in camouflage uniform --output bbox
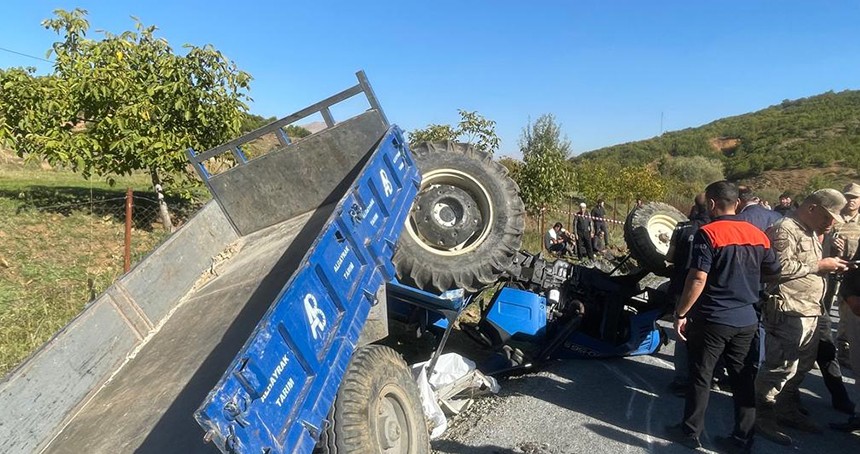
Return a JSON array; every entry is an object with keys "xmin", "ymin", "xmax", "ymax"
[
  {"xmin": 824, "ymin": 182, "xmax": 860, "ymax": 368},
  {"xmin": 755, "ymin": 189, "xmax": 851, "ymax": 446}
]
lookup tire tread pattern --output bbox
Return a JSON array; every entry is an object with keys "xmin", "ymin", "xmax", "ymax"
[
  {"xmin": 393, "ymin": 141, "xmax": 525, "ymax": 293},
  {"xmin": 315, "ymin": 345, "xmax": 430, "ymax": 454}
]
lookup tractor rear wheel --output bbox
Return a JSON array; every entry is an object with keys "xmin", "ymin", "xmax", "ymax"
[{"xmin": 393, "ymin": 141, "xmax": 524, "ymax": 293}]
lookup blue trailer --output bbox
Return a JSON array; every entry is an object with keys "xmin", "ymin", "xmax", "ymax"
[
  {"xmin": 0, "ymin": 71, "xmax": 447, "ymax": 454},
  {"xmin": 0, "ymin": 71, "xmax": 682, "ymax": 454}
]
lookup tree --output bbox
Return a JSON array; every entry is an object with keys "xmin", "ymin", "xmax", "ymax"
[
  {"xmin": 572, "ymin": 160, "xmax": 617, "ymax": 202},
  {"xmin": 239, "ymin": 113, "xmax": 311, "ymax": 139},
  {"xmin": 516, "ymin": 114, "xmax": 573, "ymax": 212},
  {"xmin": 497, "ymin": 156, "xmax": 523, "ymax": 182},
  {"xmin": 0, "ymin": 9, "xmax": 252, "ymax": 230},
  {"xmin": 408, "ymin": 110, "xmax": 500, "ymax": 155},
  {"xmin": 613, "ymin": 166, "xmax": 668, "ymax": 202},
  {"xmin": 659, "ymin": 156, "xmax": 724, "ymax": 199},
  {"xmin": 408, "ymin": 123, "xmax": 457, "ymax": 145}
]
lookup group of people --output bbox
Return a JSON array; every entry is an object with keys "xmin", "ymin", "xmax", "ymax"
[
  {"xmin": 739, "ymin": 190, "xmax": 808, "ymax": 217},
  {"xmin": 666, "ymin": 181, "xmax": 860, "ymax": 453},
  {"xmin": 544, "ymin": 199, "xmax": 612, "ymax": 261}
]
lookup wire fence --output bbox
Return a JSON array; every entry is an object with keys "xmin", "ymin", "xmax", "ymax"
[
  {"xmin": 0, "ymin": 188, "xmax": 206, "ymax": 373},
  {"xmin": 521, "ymin": 194, "xmax": 696, "ymax": 254},
  {"xmin": 2, "ymin": 188, "xmax": 203, "ymax": 299}
]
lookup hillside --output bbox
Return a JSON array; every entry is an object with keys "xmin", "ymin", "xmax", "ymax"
[{"xmin": 577, "ymin": 90, "xmax": 860, "ymax": 192}]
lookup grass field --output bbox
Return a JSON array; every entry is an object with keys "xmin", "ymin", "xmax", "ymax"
[
  {"xmin": 0, "ymin": 158, "xmax": 632, "ymax": 377},
  {"xmin": 0, "ymin": 164, "xmax": 196, "ymax": 375}
]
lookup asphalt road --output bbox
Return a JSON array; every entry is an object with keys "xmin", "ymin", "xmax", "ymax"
[{"xmin": 431, "ymin": 327, "xmax": 859, "ymax": 454}]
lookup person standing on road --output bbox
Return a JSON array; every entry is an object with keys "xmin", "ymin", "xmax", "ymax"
[
  {"xmin": 737, "ymin": 185, "xmax": 853, "ymax": 416},
  {"xmin": 670, "ymin": 181, "xmax": 780, "ymax": 452},
  {"xmin": 806, "ymin": 182, "xmax": 860, "ymax": 417},
  {"xmin": 666, "ymin": 193, "xmax": 710, "ymax": 396},
  {"xmin": 755, "ymin": 189, "xmax": 850, "ymax": 446},
  {"xmin": 823, "ymin": 182, "xmax": 860, "ymax": 369},
  {"xmin": 591, "ymin": 199, "xmax": 610, "ymax": 247},
  {"xmin": 830, "ymin": 247, "xmax": 860, "ymax": 432},
  {"xmin": 575, "ymin": 203, "xmax": 595, "ymax": 261}
]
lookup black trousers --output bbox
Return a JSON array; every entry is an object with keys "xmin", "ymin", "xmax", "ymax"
[
  {"xmin": 683, "ymin": 319, "xmax": 757, "ymax": 440},
  {"xmin": 817, "ymin": 313, "xmax": 853, "ymax": 408},
  {"xmin": 576, "ymin": 235, "xmax": 594, "ymax": 259}
]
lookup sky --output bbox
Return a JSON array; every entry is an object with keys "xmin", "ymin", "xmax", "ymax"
[{"xmin": 1, "ymin": 1, "xmax": 859, "ymax": 159}]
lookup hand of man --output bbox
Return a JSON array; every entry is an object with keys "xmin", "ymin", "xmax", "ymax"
[
  {"xmin": 674, "ymin": 317, "xmax": 688, "ymax": 342},
  {"xmin": 832, "ymin": 237, "xmax": 846, "ymax": 256},
  {"xmin": 819, "ymin": 257, "xmax": 850, "ymax": 273}
]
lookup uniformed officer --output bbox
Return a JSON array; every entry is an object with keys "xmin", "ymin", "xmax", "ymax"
[
  {"xmin": 824, "ymin": 182, "xmax": 860, "ymax": 368},
  {"xmin": 755, "ymin": 189, "xmax": 850, "ymax": 446}
]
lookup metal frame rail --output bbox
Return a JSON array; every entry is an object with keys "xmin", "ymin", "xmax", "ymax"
[{"xmin": 186, "ymin": 70, "xmax": 388, "ymax": 185}]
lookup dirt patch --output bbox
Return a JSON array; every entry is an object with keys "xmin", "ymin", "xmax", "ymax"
[
  {"xmin": 744, "ymin": 165, "xmax": 859, "ymax": 200},
  {"xmin": 709, "ymin": 136, "xmax": 741, "ymax": 155}
]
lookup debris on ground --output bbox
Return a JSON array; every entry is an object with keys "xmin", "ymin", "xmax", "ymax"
[{"xmin": 413, "ymin": 353, "xmax": 501, "ymax": 438}]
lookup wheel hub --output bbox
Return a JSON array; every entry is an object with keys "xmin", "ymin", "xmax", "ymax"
[
  {"xmin": 381, "ymin": 416, "xmax": 401, "ymax": 448},
  {"xmin": 645, "ymin": 214, "xmax": 679, "ymax": 255},
  {"xmin": 411, "ymin": 184, "xmax": 482, "ymax": 248},
  {"xmin": 377, "ymin": 393, "xmax": 408, "ymax": 452}
]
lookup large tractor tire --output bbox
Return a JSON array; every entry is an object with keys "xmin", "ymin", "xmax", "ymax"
[
  {"xmin": 623, "ymin": 202, "xmax": 687, "ymax": 276},
  {"xmin": 393, "ymin": 141, "xmax": 525, "ymax": 293},
  {"xmin": 316, "ymin": 345, "xmax": 429, "ymax": 454}
]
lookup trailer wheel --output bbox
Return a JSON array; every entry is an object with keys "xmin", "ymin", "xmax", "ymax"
[
  {"xmin": 394, "ymin": 141, "xmax": 525, "ymax": 293},
  {"xmin": 623, "ymin": 202, "xmax": 687, "ymax": 276},
  {"xmin": 316, "ymin": 345, "xmax": 429, "ymax": 454}
]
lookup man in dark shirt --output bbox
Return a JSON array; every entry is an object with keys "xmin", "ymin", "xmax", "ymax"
[
  {"xmin": 575, "ymin": 203, "xmax": 595, "ymax": 260},
  {"xmin": 669, "ymin": 181, "xmax": 780, "ymax": 452},
  {"xmin": 831, "ymin": 255, "xmax": 860, "ymax": 432},
  {"xmin": 774, "ymin": 192, "xmax": 794, "ymax": 217},
  {"xmin": 667, "ymin": 193, "xmax": 710, "ymax": 393},
  {"xmin": 591, "ymin": 199, "xmax": 610, "ymax": 246},
  {"xmin": 736, "ymin": 185, "xmax": 781, "ymax": 231}
]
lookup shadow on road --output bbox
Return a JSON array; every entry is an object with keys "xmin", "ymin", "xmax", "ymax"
[{"xmin": 439, "ymin": 340, "xmax": 860, "ymax": 453}]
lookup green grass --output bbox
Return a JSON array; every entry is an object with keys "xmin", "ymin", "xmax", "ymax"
[{"xmin": 0, "ymin": 167, "xmax": 186, "ymax": 375}]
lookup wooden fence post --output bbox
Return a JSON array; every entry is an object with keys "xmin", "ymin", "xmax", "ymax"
[
  {"xmin": 539, "ymin": 208, "xmax": 545, "ymax": 251},
  {"xmin": 124, "ymin": 188, "xmax": 133, "ymax": 273}
]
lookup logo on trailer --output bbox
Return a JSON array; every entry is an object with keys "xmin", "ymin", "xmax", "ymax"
[
  {"xmin": 379, "ymin": 169, "xmax": 393, "ymax": 197},
  {"xmin": 304, "ymin": 294, "xmax": 326, "ymax": 340}
]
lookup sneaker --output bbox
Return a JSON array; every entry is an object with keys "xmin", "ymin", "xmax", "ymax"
[
  {"xmin": 664, "ymin": 424, "xmax": 702, "ymax": 450},
  {"xmin": 713, "ymin": 435, "xmax": 752, "ymax": 454},
  {"xmin": 829, "ymin": 415, "xmax": 860, "ymax": 432},
  {"xmin": 778, "ymin": 410, "xmax": 824, "ymax": 434},
  {"xmin": 755, "ymin": 417, "xmax": 792, "ymax": 446}
]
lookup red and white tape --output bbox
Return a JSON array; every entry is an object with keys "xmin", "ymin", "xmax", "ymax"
[{"xmin": 542, "ymin": 207, "xmax": 624, "ymax": 225}]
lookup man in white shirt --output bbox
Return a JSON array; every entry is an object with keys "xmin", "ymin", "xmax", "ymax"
[{"xmin": 544, "ymin": 222, "xmax": 570, "ymax": 255}]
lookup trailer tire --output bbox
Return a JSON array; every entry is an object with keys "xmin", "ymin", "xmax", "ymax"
[
  {"xmin": 316, "ymin": 345, "xmax": 429, "ymax": 454},
  {"xmin": 394, "ymin": 141, "xmax": 525, "ymax": 293},
  {"xmin": 623, "ymin": 202, "xmax": 687, "ymax": 276}
]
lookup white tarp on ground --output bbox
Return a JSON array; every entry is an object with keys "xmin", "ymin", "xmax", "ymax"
[{"xmin": 412, "ymin": 353, "xmax": 500, "ymax": 439}]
